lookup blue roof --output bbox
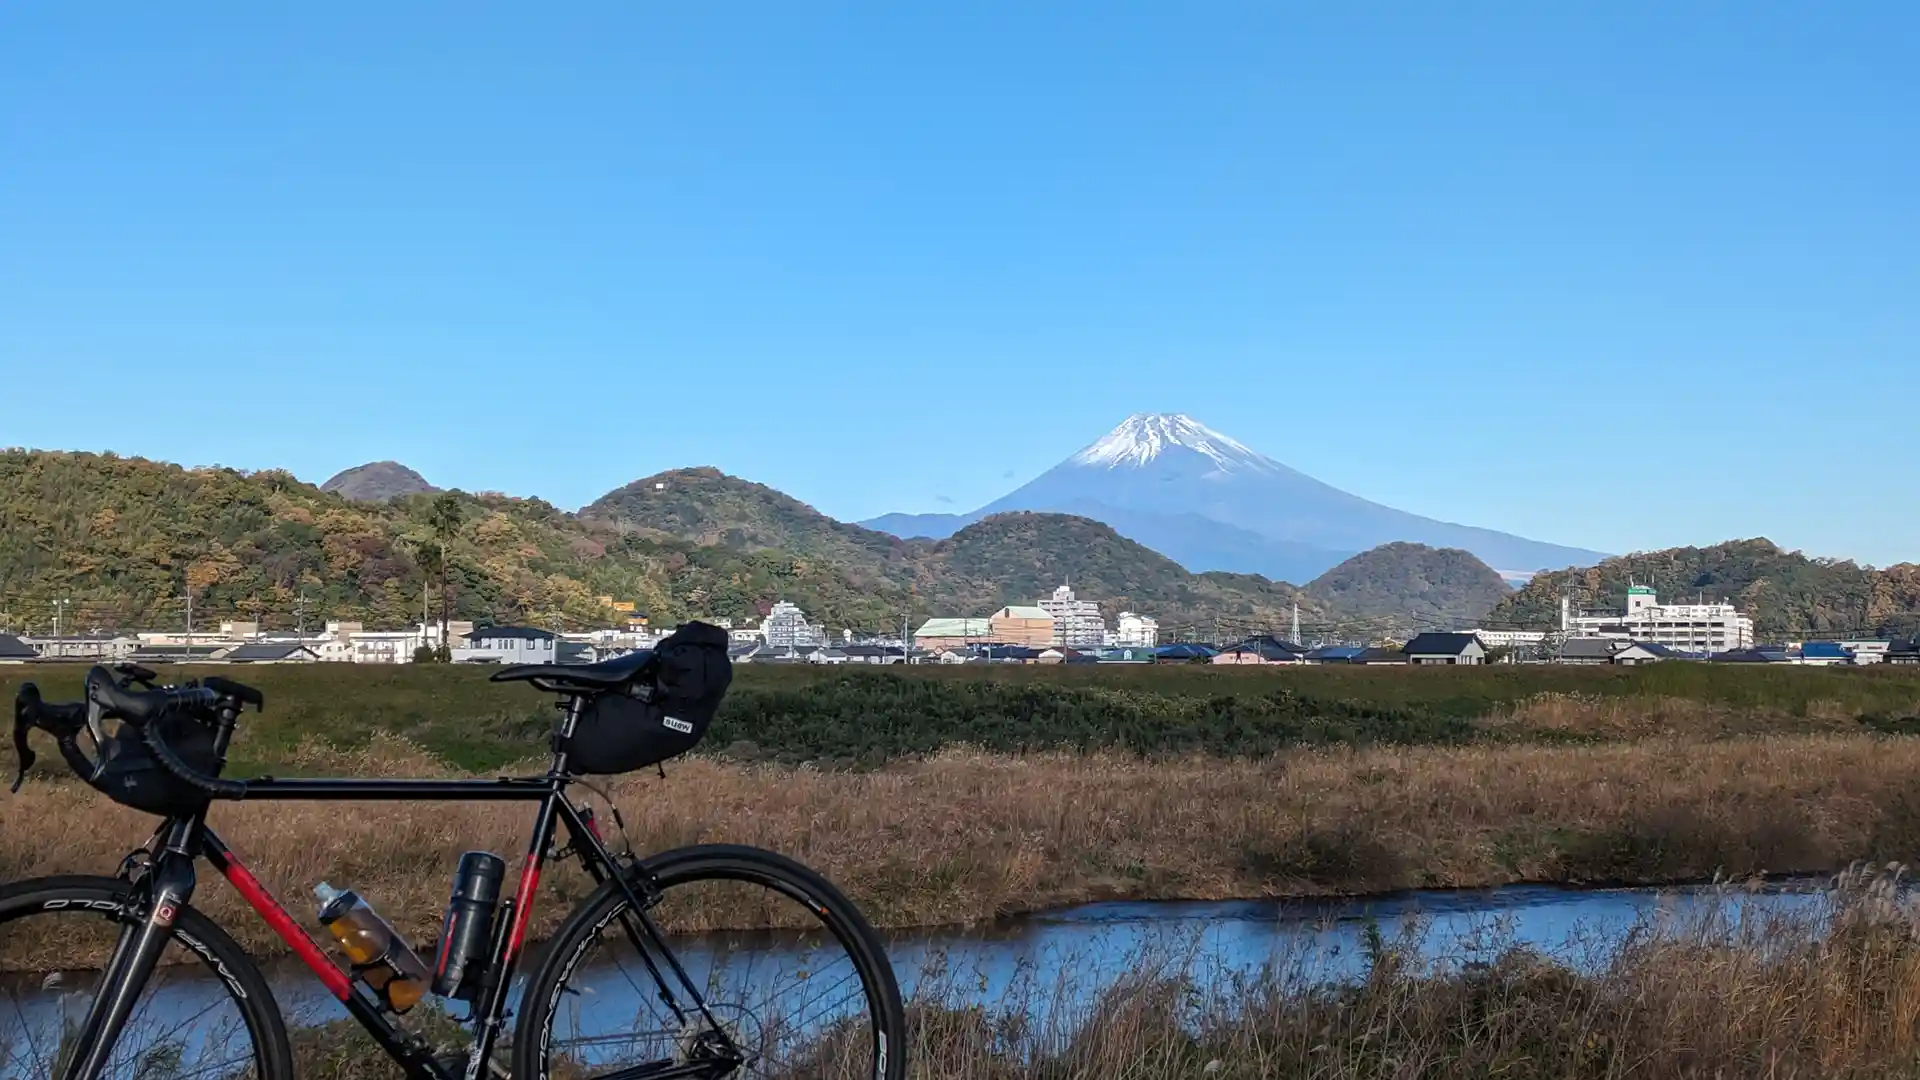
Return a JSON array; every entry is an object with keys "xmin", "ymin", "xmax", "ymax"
[
  {"xmin": 1153, "ymin": 643, "xmax": 1218, "ymax": 659},
  {"xmin": 1800, "ymin": 642, "xmax": 1854, "ymax": 659},
  {"xmin": 1306, "ymin": 645, "xmax": 1366, "ymax": 660}
]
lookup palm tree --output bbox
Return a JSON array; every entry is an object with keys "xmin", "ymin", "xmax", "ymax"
[{"xmin": 427, "ymin": 493, "xmax": 465, "ymax": 658}]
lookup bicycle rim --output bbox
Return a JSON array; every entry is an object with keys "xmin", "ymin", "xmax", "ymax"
[
  {"xmin": 525, "ymin": 850, "xmax": 901, "ymax": 1080},
  {"xmin": 0, "ymin": 877, "xmax": 288, "ymax": 1080}
]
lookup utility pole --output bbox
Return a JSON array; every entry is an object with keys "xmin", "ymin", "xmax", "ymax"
[
  {"xmin": 294, "ymin": 595, "xmax": 309, "ymax": 641},
  {"xmin": 179, "ymin": 593, "xmax": 194, "ymax": 649},
  {"xmin": 53, "ymin": 598, "xmax": 70, "ymax": 639}
]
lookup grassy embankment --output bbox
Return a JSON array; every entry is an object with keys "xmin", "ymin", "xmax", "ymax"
[
  {"xmin": 3, "ymin": 663, "xmax": 1920, "ymax": 955},
  {"xmin": 292, "ymin": 867, "xmax": 1920, "ymax": 1079}
]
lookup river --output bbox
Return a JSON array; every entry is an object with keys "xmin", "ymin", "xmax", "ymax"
[{"xmin": 0, "ymin": 878, "xmax": 1841, "ymax": 1078}]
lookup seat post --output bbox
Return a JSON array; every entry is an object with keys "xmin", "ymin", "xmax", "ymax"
[{"xmin": 547, "ymin": 694, "xmax": 587, "ymax": 776}]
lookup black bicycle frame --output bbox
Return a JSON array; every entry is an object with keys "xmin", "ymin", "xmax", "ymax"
[{"xmin": 64, "ymin": 701, "xmax": 735, "ymax": 1080}]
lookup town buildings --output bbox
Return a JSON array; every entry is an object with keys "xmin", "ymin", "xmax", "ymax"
[
  {"xmin": 1563, "ymin": 586, "xmax": 1755, "ymax": 654},
  {"xmin": 913, "ymin": 618, "xmax": 992, "ymax": 653},
  {"xmin": 1040, "ymin": 585, "xmax": 1107, "ymax": 649},
  {"xmin": 989, "ymin": 605, "xmax": 1056, "ymax": 648},
  {"xmin": 1402, "ymin": 633, "xmax": 1489, "ymax": 665},
  {"xmin": 1110, "ymin": 612, "xmax": 1159, "ymax": 648},
  {"xmin": 761, "ymin": 601, "xmax": 825, "ymax": 649}
]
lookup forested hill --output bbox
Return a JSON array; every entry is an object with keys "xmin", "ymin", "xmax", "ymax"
[
  {"xmin": 0, "ymin": 452, "xmax": 1323, "ymax": 635},
  {"xmin": 1303, "ymin": 543, "xmax": 1510, "ymax": 624},
  {"xmin": 1488, "ymin": 539, "xmax": 1920, "ymax": 638}
]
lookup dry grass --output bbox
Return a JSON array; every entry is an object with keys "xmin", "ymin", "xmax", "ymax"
[
  {"xmin": 888, "ymin": 867, "xmax": 1920, "ymax": 1078},
  {"xmin": 282, "ymin": 867, "xmax": 1920, "ymax": 1079},
  {"xmin": 8, "ymin": 733, "xmax": 1920, "ymax": 969},
  {"xmin": 1480, "ymin": 692, "xmax": 1867, "ymax": 740}
]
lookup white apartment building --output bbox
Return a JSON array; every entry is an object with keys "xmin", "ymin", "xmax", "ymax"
[
  {"xmin": 1040, "ymin": 585, "xmax": 1107, "ymax": 649},
  {"xmin": 761, "ymin": 601, "xmax": 825, "ymax": 649},
  {"xmin": 1565, "ymin": 586, "xmax": 1755, "ymax": 654},
  {"xmin": 1468, "ymin": 629, "xmax": 1548, "ymax": 649},
  {"xmin": 1109, "ymin": 612, "xmax": 1160, "ymax": 648}
]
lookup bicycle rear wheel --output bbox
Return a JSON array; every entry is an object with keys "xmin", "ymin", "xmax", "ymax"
[
  {"xmin": 0, "ymin": 875, "xmax": 292, "ymax": 1080},
  {"xmin": 515, "ymin": 844, "xmax": 905, "ymax": 1080}
]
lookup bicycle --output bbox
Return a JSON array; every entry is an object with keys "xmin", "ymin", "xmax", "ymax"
[{"xmin": 4, "ymin": 635, "xmax": 906, "ymax": 1080}]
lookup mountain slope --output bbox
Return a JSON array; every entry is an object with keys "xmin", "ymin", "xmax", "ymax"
[
  {"xmin": 2, "ymin": 451, "xmax": 1328, "ymax": 637},
  {"xmin": 1304, "ymin": 543, "xmax": 1510, "ymax": 625},
  {"xmin": 864, "ymin": 413, "xmax": 1605, "ymax": 581},
  {"xmin": 1489, "ymin": 539, "xmax": 1920, "ymax": 638},
  {"xmin": 924, "ymin": 512, "xmax": 1325, "ymax": 634},
  {"xmin": 582, "ymin": 467, "xmax": 917, "ymax": 592},
  {"xmin": 0, "ymin": 451, "xmax": 924, "ymax": 633},
  {"xmin": 321, "ymin": 461, "xmax": 437, "ymax": 502}
]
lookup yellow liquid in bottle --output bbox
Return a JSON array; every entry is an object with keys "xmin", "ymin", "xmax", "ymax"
[{"xmin": 322, "ymin": 903, "xmax": 431, "ymax": 1012}]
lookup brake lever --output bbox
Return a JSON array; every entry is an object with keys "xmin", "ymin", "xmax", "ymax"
[
  {"xmin": 113, "ymin": 663, "xmax": 160, "ymax": 688},
  {"xmin": 12, "ymin": 685, "xmax": 42, "ymax": 794}
]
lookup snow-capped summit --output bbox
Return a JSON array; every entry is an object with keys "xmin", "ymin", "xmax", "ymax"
[
  {"xmin": 862, "ymin": 411, "xmax": 1606, "ymax": 584},
  {"xmin": 1069, "ymin": 413, "xmax": 1277, "ymax": 473}
]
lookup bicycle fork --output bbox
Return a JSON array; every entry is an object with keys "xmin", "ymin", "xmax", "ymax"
[{"xmin": 61, "ymin": 851, "xmax": 198, "ymax": 1080}]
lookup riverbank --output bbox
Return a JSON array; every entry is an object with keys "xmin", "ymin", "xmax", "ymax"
[
  {"xmin": 278, "ymin": 866, "xmax": 1920, "ymax": 1079},
  {"xmin": 9, "ymin": 734, "xmax": 1920, "ymax": 963}
]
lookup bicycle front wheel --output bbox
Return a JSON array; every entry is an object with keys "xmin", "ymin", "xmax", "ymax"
[
  {"xmin": 515, "ymin": 844, "xmax": 906, "ymax": 1080},
  {"xmin": 0, "ymin": 874, "xmax": 292, "ymax": 1080}
]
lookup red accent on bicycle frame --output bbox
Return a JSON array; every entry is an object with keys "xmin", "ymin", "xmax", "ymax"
[
  {"xmin": 503, "ymin": 852, "xmax": 542, "ymax": 961},
  {"xmin": 218, "ymin": 848, "xmax": 354, "ymax": 1000}
]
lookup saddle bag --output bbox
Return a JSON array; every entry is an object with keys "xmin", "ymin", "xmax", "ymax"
[
  {"xmin": 567, "ymin": 621, "xmax": 733, "ymax": 775},
  {"xmin": 93, "ymin": 708, "xmax": 221, "ymax": 816}
]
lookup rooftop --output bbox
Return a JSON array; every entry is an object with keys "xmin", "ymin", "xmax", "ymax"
[
  {"xmin": 1403, "ymin": 632, "xmax": 1484, "ymax": 656},
  {"xmin": 915, "ymin": 618, "xmax": 992, "ymax": 639},
  {"xmin": 469, "ymin": 626, "xmax": 559, "ymax": 642}
]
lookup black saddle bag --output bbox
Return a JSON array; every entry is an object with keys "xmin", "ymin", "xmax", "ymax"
[
  {"xmin": 568, "ymin": 621, "xmax": 733, "ymax": 775},
  {"xmin": 94, "ymin": 709, "xmax": 220, "ymax": 815}
]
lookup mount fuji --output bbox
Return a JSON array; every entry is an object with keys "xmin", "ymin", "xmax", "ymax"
[{"xmin": 863, "ymin": 413, "xmax": 1605, "ymax": 584}]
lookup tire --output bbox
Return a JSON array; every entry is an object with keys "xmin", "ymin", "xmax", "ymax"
[
  {"xmin": 514, "ymin": 844, "xmax": 906, "ymax": 1080},
  {"xmin": 0, "ymin": 874, "xmax": 293, "ymax": 1080}
]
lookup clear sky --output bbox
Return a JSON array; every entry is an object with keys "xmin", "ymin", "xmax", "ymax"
[{"xmin": 2, "ymin": 4, "xmax": 1914, "ymax": 565}]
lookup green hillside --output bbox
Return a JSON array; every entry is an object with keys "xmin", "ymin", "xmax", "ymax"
[
  {"xmin": 0, "ymin": 451, "xmax": 915, "ymax": 632},
  {"xmin": 583, "ymin": 467, "xmax": 915, "ymax": 587},
  {"xmin": 1304, "ymin": 542, "xmax": 1510, "ymax": 626},
  {"xmin": 0, "ymin": 452, "xmax": 1325, "ymax": 636},
  {"xmin": 929, "ymin": 512, "xmax": 1325, "ymax": 634},
  {"xmin": 1489, "ymin": 539, "xmax": 1920, "ymax": 638}
]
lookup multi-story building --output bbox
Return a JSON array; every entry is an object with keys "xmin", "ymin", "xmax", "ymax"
[
  {"xmin": 761, "ymin": 601, "xmax": 824, "ymax": 649},
  {"xmin": 1040, "ymin": 585, "xmax": 1107, "ymax": 649},
  {"xmin": 1110, "ymin": 612, "xmax": 1159, "ymax": 648},
  {"xmin": 1565, "ymin": 586, "xmax": 1755, "ymax": 654},
  {"xmin": 989, "ymin": 606, "xmax": 1056, "ymax": 648}
]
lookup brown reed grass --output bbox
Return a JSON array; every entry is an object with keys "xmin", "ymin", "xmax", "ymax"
[{"xmin": 8, "ymin": 733, "xmax": 1920, "ymax": 970}]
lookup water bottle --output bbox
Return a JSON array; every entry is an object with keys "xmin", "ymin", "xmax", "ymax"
[
  {"xmin": 315, "ymin": 882, "xmax": 432, "ymax": 1013},
  {"xmin": 431, "ymin": 852, "xmax": 506, "ymax": 1001}
]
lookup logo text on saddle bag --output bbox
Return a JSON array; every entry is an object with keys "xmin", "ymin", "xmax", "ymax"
[{"xmin": 662, "ymin": 716, "xmax": 693, "ymax": 734}]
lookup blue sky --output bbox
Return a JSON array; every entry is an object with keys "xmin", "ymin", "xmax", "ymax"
[{"xmin": 2, "ymin": 4, "xmax": 1914, "ymax": 565}]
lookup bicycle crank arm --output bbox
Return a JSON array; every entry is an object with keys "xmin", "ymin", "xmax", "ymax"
[{"xmin": 590, "ymin": 1058, "xmax": 742, "ymax": 1080}]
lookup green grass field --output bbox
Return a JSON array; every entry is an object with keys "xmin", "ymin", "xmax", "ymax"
[{"xmin": 5, "ymin": 661, "xmax": 1919, "ymax": 774}]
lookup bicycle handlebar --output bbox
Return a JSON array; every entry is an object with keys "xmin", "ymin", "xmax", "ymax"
[{"xmin": 10, "ymin": 666, "xmax": 263, "ymax": 800}]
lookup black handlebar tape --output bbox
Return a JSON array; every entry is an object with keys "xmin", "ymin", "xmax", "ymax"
[
  {"xmin": 200, "ymin": 676, "xmax": 264, "ymax": 711},
  {"xmin": 137, "ymin": 721, "xmax": 247, "ymax": 800},
  {"xmin": 13, "ymin": 685, "xmax": 95, "ymax": 792},
  {"xmin": 85, "ymin": 667, "xmax": 217, "ymax": 727}
]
